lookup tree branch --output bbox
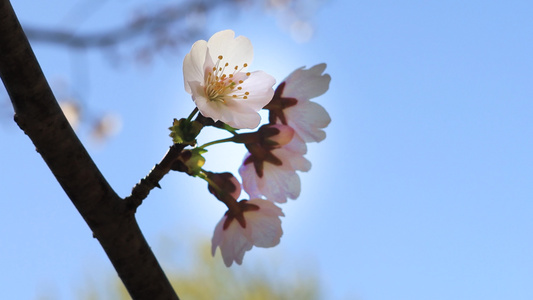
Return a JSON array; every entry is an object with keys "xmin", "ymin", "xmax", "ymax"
[
  {"xmin": 124, "ymin": 114, "xmax": 215, "ymax": 211},
  {"xmin": 23, "ymin": 0, "xmax": 234, "ymax": 49},
  {"xmin": 125, "ymin": 144, "xmax": 185, "ymax": 211},
  {"xmin": 0, "ymin": 1, "xmax": 179, "ymax": 299}
]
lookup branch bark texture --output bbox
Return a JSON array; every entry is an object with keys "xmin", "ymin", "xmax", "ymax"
[{"xmin": 0, "ymin": 1, "xmax": 179, "ymax": 299}]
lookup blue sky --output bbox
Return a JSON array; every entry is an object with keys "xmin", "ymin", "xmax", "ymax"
[{"xmin": 1, "ymin": 0, "xmax": 533, "ymax": 299}]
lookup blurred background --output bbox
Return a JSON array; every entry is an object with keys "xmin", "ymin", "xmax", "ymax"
[{"xmin": 1, "ymin": 0, "xmax": 533, "ymax": 299}]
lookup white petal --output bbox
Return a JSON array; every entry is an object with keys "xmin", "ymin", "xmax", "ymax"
[
  {"xmin": 239, "ymin": 158, "xmax": 262, "ymax": 199},
  {"xmin": 244, "ymin": 200, "xmax": 284, "ymax": 248},
  {"xmin": 286, "ymin": 100, "xmax": 331, "ymax": 143},
  {"xmin": 248, "ymin": 199, "xmax": 284, "ymax": 216},
  {"xmin": 274, "ymin": 146, "xmax": 311, "ymax": 172},
  {"xmin": 281, "ymin": 134, "xmax": 308, "ymax": 155},
  {"xmin": 188, "ymin": 80, "xmax": 215, "ymax": 115},
  {"xmin": 183, "ymin": 40, "xmax": 208, "ymax": 94},
  {"xmin": 258, "ymin": 163, "xmax": 302, "ymax": 203},
  {"xmin": 211, "ymin": 215, "xmax": 226, "ymax": 256},
  {"xmin": 228, "ymin": 112, "xmax": 261, "ymax": 129},
  {"xmin": 240, "ymin": 141, "xmax": 310, "ymax": 202},
  {"xmin": 282, "ymin": 63, "xmax": 331, "ymax": 101},
  {"xmin": 266, "ymin": 167, "xmax": 301, "ymax": 202},
  {"xmin": 212, "ymin": 216, "xmax": 253, "ymax": 267},
  {"xmin": 207, "ymin": 30, "xmax": 254, "ymax": 70},
  {"xmin": 221, "ymin": 221, "xmax": 252, "ymax": 266},
  {"xmin": 220, "ymin": 99, "xmax": 262, "ymax": 129},
  {"xmin": 237, "ymin": 71, "xmax": 276, "ymax": 111}
]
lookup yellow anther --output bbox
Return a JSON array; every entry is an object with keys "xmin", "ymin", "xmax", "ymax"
[
  {"xmin": 239, "ymin": 80, "xmax": 243, "ymax": 84},
  {"xmin": 243, "ymin": 96, "xmax": 248, "ymax": 99},
  {"xmin": 232, "ymin": 95, "xmax": 237, "ymax": 98},
  {"xmin": 246, "ymin": 72, "xmax": 251, "ymax": 76},
  {"xmin": 218, "ymin": 55, "xmax": 223, "ymax": 60},
  {"xmin": 243, "ymin": 63, "xmax": 248, "ymax": 67},
  {"xmin": 237, "ymin": 87, "xmax": 242, "ymax": 90},
  {"xmin": 212, "ymin": 67, "xmax": 216, "ymax": 71},
  {"xmin": 225, "ymin": 63, "xmax": 229, "ymax": 67},
  {"xmin": 245, "ymin": 92, "xmax": 249, "ymax": 95}
]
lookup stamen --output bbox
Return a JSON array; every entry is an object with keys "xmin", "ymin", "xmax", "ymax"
[{"xmin": 203, "ymin": 56, "xmax": 252, "ymax": 103}]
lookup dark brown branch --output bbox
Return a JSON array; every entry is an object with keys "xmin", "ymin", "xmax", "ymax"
[
  {"xmin": 125, "ymin": 114, "xmax": 216, "ymax": 210},
  {"xmin": 0, "ymin": 1, "xmax": 178, "ymax": 299},
  {"xmin": 125, "ymin": 144, "xmax": 185, "ymax": 211}
]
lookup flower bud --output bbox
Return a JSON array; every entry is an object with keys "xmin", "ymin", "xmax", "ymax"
[
  {"xmin": 172, "ymin": 148, "xmax": 206, "ymax": 176},
  {"xmin": 206, "ymin": 172, "xmax": 242, "ymax": 202},
  {"xmin": 169, "ymin": 118, "xmax": 202, "ymax": 145}
]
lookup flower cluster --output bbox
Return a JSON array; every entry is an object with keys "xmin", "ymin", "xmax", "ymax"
[{"xmin": 177, "ymin": 30, "xmax": 331, "ymax": 266}]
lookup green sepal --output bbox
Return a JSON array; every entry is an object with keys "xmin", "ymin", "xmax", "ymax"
[
  {"xmin": 169, "ymin": 118, "xmax": 202, "ymax": 145},
  {"xmin": 222, "ymin": 123, "xmax": 237, "ymax": 134}
]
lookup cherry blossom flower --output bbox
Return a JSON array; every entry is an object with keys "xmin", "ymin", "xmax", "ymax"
[
  {"xmin": 211, "ymin": 199, "xmax": 284, "ymax": 267},
  {"xmin": 183, "ymin": 30, "xmax": 276, "ymax": 129},
  {"xmin": 239, "ymin": 134, "xmax": 311, "ymax": 203},
  {"xmin": 265, "ymin": 63, "xmax": 331, "ymax": 142}
]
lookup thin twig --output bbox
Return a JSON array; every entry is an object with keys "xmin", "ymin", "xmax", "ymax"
[
  {"xmin": 23, "ymin": 0, "xmax": 234, "ymax": 49},
  {"xmin": 125, "ymin": 143, "xmax": 186, "ymax": 211}
]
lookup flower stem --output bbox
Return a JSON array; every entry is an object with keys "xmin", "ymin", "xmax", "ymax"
[
  {"xmin": 186, "ymin": 107, "xmax": 199, "ymax": 122},
  {"xmin": 200, "ymin": 173, "xmax": 222, "ymax": 194},
  {"xmin": 199, "ymin": 136, "xmax": 235, "ymax": 149},
  {"xmin": 200, "ymin": 170, "xmax": 240, "ymax": 212}
]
